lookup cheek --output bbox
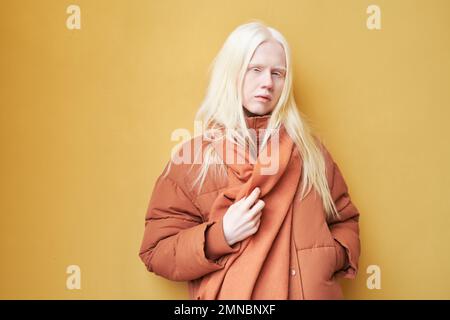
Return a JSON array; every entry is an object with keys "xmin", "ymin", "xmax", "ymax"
[
  {"xmin": 242, "ymin": 76, "xmax": 256, "ymax": 101},
  {"xmin": 274, "ymin": 79, "xmax": 285, "ymax": 96}
]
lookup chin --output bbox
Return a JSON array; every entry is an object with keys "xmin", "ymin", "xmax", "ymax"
[{"xmin": 244, "ymin": 104, "xmax": 273, "ymax": 116}]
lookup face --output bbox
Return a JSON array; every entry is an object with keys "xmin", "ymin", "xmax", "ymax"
[{"xmin": 242, "ymin": 39, "xmax": 287, "ymax": 116}]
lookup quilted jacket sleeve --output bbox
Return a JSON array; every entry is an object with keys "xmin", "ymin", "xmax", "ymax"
[
  {"xmin": 138, "ymin": 164, "xmax": 236, "ymax": 281},
  {"xmin": 322, "ymin": 145, "xmax": 361, "ymax": 280},
  {"xmin": 329, "ymin": 160, "xmax": 361, "ymax": 279}
]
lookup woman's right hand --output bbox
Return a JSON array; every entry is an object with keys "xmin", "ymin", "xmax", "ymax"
[{"xmin": 222, "ymin": 187, "xmax": 265, "ymax": 246}]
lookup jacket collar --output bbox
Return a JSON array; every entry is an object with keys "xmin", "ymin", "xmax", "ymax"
[{"xmin": 244, "ymin": 113, "xmax": 272, "ymax": 130}]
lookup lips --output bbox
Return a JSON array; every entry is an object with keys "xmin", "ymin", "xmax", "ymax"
[{"xmin": 255, "ymin": 94, "xmax": 272, "ymax": 101}]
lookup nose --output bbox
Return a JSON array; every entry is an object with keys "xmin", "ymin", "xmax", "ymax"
[{"xmin": 260, "ymin": 70, "xmax": 273, "ymax": 90}]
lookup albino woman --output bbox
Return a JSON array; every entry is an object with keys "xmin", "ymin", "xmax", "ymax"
[{"xmin": 139, "ymin": 21, "xmax": 361, "ymax": 300}]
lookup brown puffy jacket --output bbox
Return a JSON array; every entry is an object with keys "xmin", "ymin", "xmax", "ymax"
[{"xmin": 139, "ymin": 121, "xmax": 360, "ymax": 299}]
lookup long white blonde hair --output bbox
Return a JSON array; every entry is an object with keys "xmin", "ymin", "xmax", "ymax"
[{"xmin": 166, "ymin": 20, "xmax": 339, "ymax": 220}]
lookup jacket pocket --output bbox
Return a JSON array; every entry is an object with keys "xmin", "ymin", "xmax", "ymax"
[{"xmin": 296, "ymin": 246, "xmax": 343, "ymax": 300}]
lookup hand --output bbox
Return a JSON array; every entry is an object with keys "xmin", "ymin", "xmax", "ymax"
[{"xmin": 222, "ymin": 187, "xmax": 265, "ymax": 246}]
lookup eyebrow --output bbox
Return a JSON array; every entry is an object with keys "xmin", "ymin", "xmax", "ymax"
[{"xmin": 248, "ymin": 64, "xmax": 287, "ymax": 73}]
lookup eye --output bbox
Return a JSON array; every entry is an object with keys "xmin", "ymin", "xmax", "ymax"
[{"xmin": 252, "ymin": 67, "xmax": 261, "ymax": 72}]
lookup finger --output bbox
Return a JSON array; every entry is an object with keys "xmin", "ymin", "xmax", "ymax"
[
  {"xmin": 250, "ymin": 211, "xmax": 262, "ymax": 224},
  {"xmin": 232, "ymin": 197, "xmax": 245, "ymax": 207},
  {"xmin": 248, "ymin": 199, "xmax": 265, "ymax": 217},
  {"xmin": 242, "ymin": 187, "xmax": 261, "ymax": 209},
  {"xmin": 251, "ymin": 218, "xmax": 262, "ymax": 234}
]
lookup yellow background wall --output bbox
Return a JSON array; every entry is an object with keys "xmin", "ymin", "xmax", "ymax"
[{"xmin": 1, "ymin": 0, "xmax": 449, "ymax": 299}]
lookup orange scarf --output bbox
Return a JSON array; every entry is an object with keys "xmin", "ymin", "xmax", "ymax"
[{"xmin": 196, "ymin": 116, "xmax": 303, "ymax": 299}]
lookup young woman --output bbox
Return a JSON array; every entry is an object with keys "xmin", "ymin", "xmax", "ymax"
[{"xmin": 139, "ymin": 21, "xmax": 361, "ymax": 300}]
